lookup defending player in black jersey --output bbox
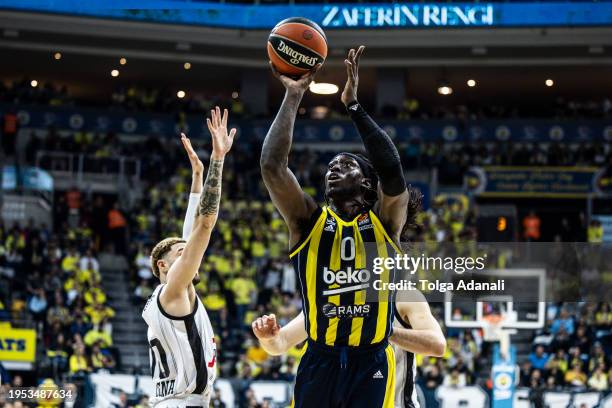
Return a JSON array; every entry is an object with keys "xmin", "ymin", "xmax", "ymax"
[{"xmin": 260, "ymin": 46, "xmax": 437, "ymax": 407}]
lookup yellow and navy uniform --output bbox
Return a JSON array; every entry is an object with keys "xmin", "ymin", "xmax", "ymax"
[
  {"xmin": 290, "ymin": 206, "xmax": 399, "ymax": 408},
  {"xmin": 290, "ymin": 206, "xmax": 400, "ymax": 347}
]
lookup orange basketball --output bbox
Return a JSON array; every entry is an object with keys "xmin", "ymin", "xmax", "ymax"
[{"xmin": 267, "ymin": 17, "xmax": 328, "ymax": 77}]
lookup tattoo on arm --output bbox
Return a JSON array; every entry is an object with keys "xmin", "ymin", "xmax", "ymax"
[
  {"xmin": 198, "ymin": 158, "xmax": 223, "ymax": 216},
  {"xmin": 261, "ymin": 94, "xmax": 301, "ymax": 168}
]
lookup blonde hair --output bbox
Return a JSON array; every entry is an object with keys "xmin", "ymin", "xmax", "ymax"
[{"xmin": 150, "ymin": 237, "xmax": 185, "ymax": 278}]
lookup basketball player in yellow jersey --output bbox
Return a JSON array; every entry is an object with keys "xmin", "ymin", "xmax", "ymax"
[{"xmin": 260, "ymin": 46, "xmax": 423, "ymax": 407}]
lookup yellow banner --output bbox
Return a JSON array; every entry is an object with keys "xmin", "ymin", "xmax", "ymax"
[{"xmin": 0, "ymin": 323, "xmax": 37, "ymax": 362}]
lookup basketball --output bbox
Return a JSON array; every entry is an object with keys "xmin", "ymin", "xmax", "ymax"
[{"xmin": 267, "ymin": 17, "xmax": 327, "ymax": 77}]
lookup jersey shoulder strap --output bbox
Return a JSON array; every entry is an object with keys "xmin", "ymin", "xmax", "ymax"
[
  {"xmin": 142, "ymin": 284, "xmax": 164, "ymax": 326},
  {"xmin": 289, "ymin": 207, "xmax": 326, "ymax": 258}
]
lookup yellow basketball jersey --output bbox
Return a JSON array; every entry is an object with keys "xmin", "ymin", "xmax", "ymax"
[{"xmin": 290, "ymin": 206, "xmax": 400, "ymax": 348}]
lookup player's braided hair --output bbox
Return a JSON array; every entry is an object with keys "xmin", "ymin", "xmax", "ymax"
[
  {"xmin": 401, "ymin": 186, "xmax": 424, "ymax": 243},
  {"xmin": 150, "ymin": 237, "xmax": 186, "ymax": 278}
]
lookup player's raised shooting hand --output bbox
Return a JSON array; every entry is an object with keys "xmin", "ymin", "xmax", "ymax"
[
  {"xmin": 180, "ymin": 133, "xmax": 204, "ymax": 176},
  {"xmin": 252, "ymin": 314, "xmax": 281, "ymax": 340},
  {"xmin": 206, "ymin": 106, "xmax": 236, "ymax": 160},
  {"xmin": 341, "ymin": 45, "xmax": 365, "ymax": 107},
  {"xmin": 270, "ymin": 62, "xmax": 322, "ymax": 96}
]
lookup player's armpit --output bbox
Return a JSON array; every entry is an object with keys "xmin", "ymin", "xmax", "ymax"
[
  {"xmin": 375, "ymin": 188, "xmax": 409, "ymax": 242},
  {"xmin": 392, "ymin": 301, "xmax": 447, "ymax": 357}
]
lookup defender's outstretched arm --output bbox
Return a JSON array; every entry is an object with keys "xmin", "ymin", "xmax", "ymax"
[
  {"xmin": 260, "ymin": 63, "xmax": 321, "ymax": 246},
  {"xmin": 390, "ymin": 298, "xmax": 447, "ymax": 357},
  {"xmin": 182, "ymin": 134, "xmax": 204, "ymax": 240},
  {"xmin": 252, "ymin": 312, "xmax": 307, "ymax": 356},
  {"xmin": 165, "ymin": 107, "xmax": 235, "ymax": 296}
]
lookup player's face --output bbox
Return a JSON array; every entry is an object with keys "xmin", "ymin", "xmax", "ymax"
[
  {"xmin": 161, "ymin": 243, "xmax": 201, "ymax": 285},
  {"xmin": 325, "ymin": 155, "xmax": 367, "ymax": 201}
]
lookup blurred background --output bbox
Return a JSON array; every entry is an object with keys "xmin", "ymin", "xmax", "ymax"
[{"xmin": 0, "ymin": 0, "xmax": 611, "ymax": 407}]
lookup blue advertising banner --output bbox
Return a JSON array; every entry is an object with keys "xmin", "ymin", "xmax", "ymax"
[
  {"xmin": 492, "ymin": 344, "xmax": 516, "ymax": 408},
  {"xmin": 5, "ymin": 104, "xmax": 612, "ymax": 145},
  {"xmin": 592, "ymin": 215, "xmax": 612, "ymax": 243},
  {"xmin": 465, "ymin": 166, "xmax": 612, "ymax": 198},
  {"xmin": 2, "ymin": 166, "xmax": 54, "ymax": 192},
  {"xmin": 1, "ymin": 1, "xmax": 612, "ymax": 29}
]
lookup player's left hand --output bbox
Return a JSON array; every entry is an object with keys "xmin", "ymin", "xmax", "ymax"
[
  {"xmin": 206, "ymin": 106, "xmax": 236, "ymax": 160},
  {"xmin": 252, "ymin": 314, "xmax": 281, "ymax": 340},
  {"xmin": 341, "ymin": 45, "xmax": 365, "ymax": 107},
  {"xmin": 180, "ymin": 133, "xmax": 204, "ymax": 175}
]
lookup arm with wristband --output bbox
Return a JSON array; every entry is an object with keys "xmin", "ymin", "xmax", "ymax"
[
  {"xmin": 182, "ymin": 135, "xmax": 204, "ymax": 240},
  {"xmin": 341, "ymin": 46, "xmax": 409, "ymax": 241}
]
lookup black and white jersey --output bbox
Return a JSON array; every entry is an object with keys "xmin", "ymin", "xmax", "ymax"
[
  {"xmin": 142, "ymin": 284, "xmax": 217, "ymax": 406},
  {"xmin": 393, "ymin": 306, "xmax": 419, "ymax": 408}
]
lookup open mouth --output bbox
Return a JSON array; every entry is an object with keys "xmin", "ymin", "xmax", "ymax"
[{"xmin": 328, "ymin": 173, "xmax": 341, "ymax": 181}]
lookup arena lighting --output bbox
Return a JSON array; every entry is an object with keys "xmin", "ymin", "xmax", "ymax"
[
  {"xmin": 53, "ymin": 52, "xmax": 62, "ymax": 60},
  {"xmin": 545, "ymin": 78, "xmax": 554, "ymax": 87},
  {"xmin": 177, "ymin": 90, "xmax": 186, "ymax": 99},
  {"xmin": 311, "ymin": 106, "xmax": 329, "ymax": 119},
  {"xmin": 437, "ymin": 85, "xmax": 453, "ymax": 95},
  {"xmin": 184, "ymin": 62, "xmax": 191, "ymax": 70},
  {"xmin": 111, "ymin": 69, "xmax": 119, "ymax": 77},
  {"xmin": 467, "ymin": 79, "xmax": 477, "ymax": 87},
  {"xmin": 119, "ymin": 57, "xmax": 127, "ymax": 65},
  {"xmin": 309, "ymin": 82, "xmax": 339, "ymax": 95},
  {"xmin": 231, "ymin": 91, "xmax": 239, "ymax": 99},
  {"xmin": 30, "ymin": 80, "xmax": 38, "ymax": 87}
]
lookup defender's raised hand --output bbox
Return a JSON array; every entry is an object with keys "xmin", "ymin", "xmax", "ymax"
[
  {"xmin": 206, "ymin": 106, "xmax": 236, "ymax": 160},
  {"xmin": 180, "ymin": 133, "xmax": 204, "ymax": 176},
  {"xmin": 341, "ymin": 45, "xmax": 365, "ymax": 107},
  {"xmin": 270, "ymin": 62, "xmax": 322, "ymax": 96}
]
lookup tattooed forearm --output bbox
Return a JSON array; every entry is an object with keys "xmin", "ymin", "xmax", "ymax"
[{"xmin": 198, "ymin": 158, "xmax": 223, "ymax": 216}]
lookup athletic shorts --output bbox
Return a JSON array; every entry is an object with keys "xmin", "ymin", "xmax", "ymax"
[{"xmin": 292, "ymin": 340, "xmax": 396, "ymax": 408}]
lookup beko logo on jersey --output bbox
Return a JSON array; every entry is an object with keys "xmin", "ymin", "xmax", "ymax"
[
  {"xmin": 322, "ymin": 303, "xmax": 371, "ymax": 318},
  {"xmin": 155, "ymin": 379, "xmax": 175, "ymax": 397},
  {"xmin": 322, "ymin": 266, "xmax": 370, "ymax": 295}
]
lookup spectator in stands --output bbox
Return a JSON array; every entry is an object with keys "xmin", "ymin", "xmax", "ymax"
[
  {"xmin": 79, "ymin": 249, "xmax": 99, "ymax": 275},
  {"xmin": 565, "ymin": 362, "xmax": 587, "ymax": 388},
  {"xmin": 210, "ymin": 388, "xmax": 226, "ymax": 408},
  {"xmin": 571, "ymin": 324, "xmax": 591, "ymax": 354},
  {"xmin": 46, "ymin": 333, "xmax": 69, "ymax": 381},
  {"xmin": 587, "ymin": 342, "xmax": 608, "ymax": 373},
  {"xmin": 90, "ymin": 341, "xmax": 116, "ymax": 372},
  {"xmin": 551, "ymin": 309, "xmax": 575, "ymax": 336},
  {"xmin": 69, "ymin": 343, "xmax": 90, "ymax": 377},
  {"xmin": 520, "ymin": 361, "xmax": 533, "ymax": 386},
  {"xmin": 522, "ymin": 210, "xmax": 541, "ymax": 241},
  {"xmin": 69, "ymin": 313, "xmax": 91, "ymax": 339},
  {"xmin": 133, "ymin": 279, "xmax": 153, "ymax": 305},
  {"xmin": 594, "ymin": 302, "xmax": 611, "ymax": 328},
  {"xmin": 107, "ymin": 202, "xmax": 127, "ymax": 254},
  {"xmin": 587, "ymin": 219, "xmax": 604, "ymax": 243},
  {"xmin": 443, "ymin": 367, "xmax": 466, "ymax": 387},
  {"xmin": 46, "ymin": 292, "xmax": 71, "ymax": 328},
  {"xmin": 27, "ymin": 287, "xmax": 48, "ymax": 326},
  {"xmin": 588, "ymin": 364, "xmax": 608, "ymax": 391},
  {"xmin": 529, "ymin": 345, "xmax": 549, "ymax": 371}
]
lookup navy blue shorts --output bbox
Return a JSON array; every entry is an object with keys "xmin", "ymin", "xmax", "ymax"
[{"xmin": 292, "ymin": 340, "xmax": 395, "ymax": 408}]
